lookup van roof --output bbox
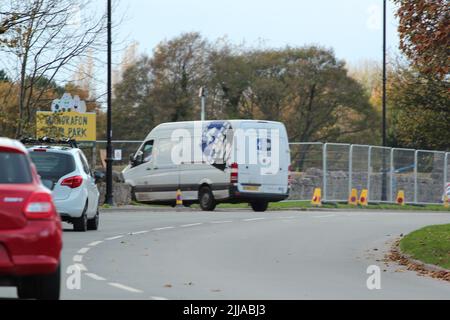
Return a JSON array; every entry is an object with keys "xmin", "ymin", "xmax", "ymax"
[{"xmin": 152, "ymin": 120, "xmax": 284, "ymax": 131}]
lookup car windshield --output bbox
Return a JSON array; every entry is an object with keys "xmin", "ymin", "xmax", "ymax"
[
  {"xmin": 0, "ymin": 152, "xmax": 32, "ymax": 184},
  {"xmin": 29, "ymin": 151, "xmax": 76, "ymax": 181}
]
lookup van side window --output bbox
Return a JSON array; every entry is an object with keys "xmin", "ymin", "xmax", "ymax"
[{"xmin": 141, "ymin": 140, "xmax": 154, "ymax": 163}]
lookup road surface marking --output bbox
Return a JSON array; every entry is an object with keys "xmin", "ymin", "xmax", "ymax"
[
  {"xmin": 106, "ymin": 235, "xmax": 124, "ymax": 241},
  {"xmin": 130, "ymin": 230, "xmax": 149, "ymax": 235},
  {"xmin": 181, "ymin": 223, "xmax": 203, "ymax": 228},
  {"xmin": 312, "ymin": 214, "xmax": 336, "ymax": 218},
  {"xmin": 153, "ymin": 226, "xmax": 175, "ymax": 231},
  {"xmin": 85, "ymin": 273, "xmax": 106, "ymax": 281},
  {"xmin": 73, "ymin": 255, "xmax": 83, "ymax": 262},
  {"xmin": 78, "ymin": 247, "xmax": 90, "ymax": 254},
  {"xmin": 150, "ymin": 296, "xmax": 169, "ymax": 300},
  {"xmin": 74, "ymin": 263, "xmax": 87, "ymax": 272},
  {"xmin": 88, "ymin": 241, "xmax": 103, "ymax": 247},
  {"xmin": 108, "ymin": 282, "xmax": 143, "ymax": 293},
  {"xmin": 278, "ymin": 216, "xmax": 295, "ymax": 219},
  {"xmin": 210, "ymin": 220, "xmax": 233, "ymax": 224},
  {"xmin": 243, "ymin": 218, "xmax": 266, "ymax": 222}
]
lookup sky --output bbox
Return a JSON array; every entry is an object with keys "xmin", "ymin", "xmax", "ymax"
[{"xmin": 114, "ymin": 0, "xmax": 401, "ymax": 65}]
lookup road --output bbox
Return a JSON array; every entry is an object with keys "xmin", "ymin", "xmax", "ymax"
[{"xmin": 1, "ymin": 208, "xmax": 449, "ymax": 300}]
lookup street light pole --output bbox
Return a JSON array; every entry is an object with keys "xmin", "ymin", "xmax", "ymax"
[
  {"xmin": 199, "ymin": 87, "xmax": 207, "ymax": 121},
  {"xmin": 381, "ymin": 0, "xmax": 388, "ymax": 201},
  {"xmin": 105, "ymin": 0, "xmax": 114, "ymax": 205}
]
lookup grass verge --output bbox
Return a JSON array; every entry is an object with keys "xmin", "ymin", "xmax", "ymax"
[{"xmin": 400, "ymin": 224, "xmax": 450, "ymax": 270}]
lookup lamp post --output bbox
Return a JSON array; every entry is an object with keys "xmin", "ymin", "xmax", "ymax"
[
  {"xmin": 105, "ymin": 0, "xmax": 114, "ymax": 205},
  {"xmin": 381, "ymin": 0, "xmax": 388, "ymax": 201}
]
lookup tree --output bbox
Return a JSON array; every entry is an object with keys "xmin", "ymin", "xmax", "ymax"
[
  {"xmin": 394, "ymin": 0, "xmax": 449, "ymax": 78},
  {"xmin": 388, "ymin": 63, "xmax": 449, "ymax": 150},
  {"xmin": 0, "ymin": 0, "xmax": 107, "ymax": 138}
]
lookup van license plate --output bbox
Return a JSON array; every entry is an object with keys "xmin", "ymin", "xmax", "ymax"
[{"xmin": 244, "ymin": 186, "xmax": 260, "ymax": 191}]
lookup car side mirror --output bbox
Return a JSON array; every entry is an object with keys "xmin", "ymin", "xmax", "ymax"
[
  {"xmin": 131, "ymin": 152, "xmax": 143, "ymax": 167},
  {"xmin": 93, "ymin": 170, "xmax": 105, "ymax": 184}
]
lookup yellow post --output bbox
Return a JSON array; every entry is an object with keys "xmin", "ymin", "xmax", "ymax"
[
  {"xmin": 359, "ymin": 189, "xmax": 368, "ymax": 206},
  {"xmin": 444, "ymin": 195, "xmax": 449, "ymax": 208},
  {"xmin": 348, "ymin": 188, "xmax": 358, "ymax": 206},
  {"xmin": 311, "ymin": 188, "xmax": 322, "ymax": 207},
  {"xmin": 396, "ymin": 190, "xmax": 405, "ymax": 206},
  {"xmin": 176, "ymin": 189, "xmax": 184, "ymax": 208}
]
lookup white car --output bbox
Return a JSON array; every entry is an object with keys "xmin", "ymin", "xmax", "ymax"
[{"xmin": 28, "ymin": 144, "xmax": 101, "ymax": 232}]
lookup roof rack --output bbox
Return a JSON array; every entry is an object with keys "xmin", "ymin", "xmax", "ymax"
[{"xmin": 20, "ymin": 137, "xmax": 78, "ymax": 149}]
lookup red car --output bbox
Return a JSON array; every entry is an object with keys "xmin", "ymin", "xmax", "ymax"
[{"xmin": 0, "ymin": 138, "xmax": 62, "ymax": 300}]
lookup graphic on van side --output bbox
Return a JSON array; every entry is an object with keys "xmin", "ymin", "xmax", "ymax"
[{"xmin": 201, "ymin": 121, "xmax": 233, "ymax": 166}]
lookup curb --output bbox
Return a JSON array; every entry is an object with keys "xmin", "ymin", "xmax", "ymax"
[{"xmin": 388, "ymin": 239, "xmax": 450, "ymax": 282}]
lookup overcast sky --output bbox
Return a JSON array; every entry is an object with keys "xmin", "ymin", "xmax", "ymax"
[{"xmin": 115, "ymin": 0, "xmax": 400, "ymax": 64}]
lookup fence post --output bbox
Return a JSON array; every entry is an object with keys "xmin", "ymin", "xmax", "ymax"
[
  {"xmin": 414, "ymin": 150, "xmax": 418, "ymax": 204},
  {"xmin": 349, "ymin": 145, "xmax": 353, "ymax": 200},
  {"xmin": 389, "ymin": 148, "xmax": 394, "ymax": 202},
  {"xmin": 444, "ymin": 153, "xmax": 448, "ymax": 199},
  {"xmin": 367, "ymin": 146, "xmax": 372, "ymax": 202},
  {"xmin": 323, "ymin": 143, "xmax": 327, "ymax": 202}
]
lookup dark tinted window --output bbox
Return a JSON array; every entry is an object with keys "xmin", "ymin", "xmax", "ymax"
[
  {"xmin": 29, "ymin": 152, "xmax": 76, "ymax": 180},
  {"xmin": 0, "ymin": 152, "xmax": 32, "ymax": 184}
]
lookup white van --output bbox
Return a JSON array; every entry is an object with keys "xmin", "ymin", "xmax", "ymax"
[{"xmin": 122, "ymin": 120, "xmax": 291, "ymax": 212}]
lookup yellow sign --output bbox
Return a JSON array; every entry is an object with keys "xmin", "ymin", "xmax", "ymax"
[
  {"xmin": 348, "ymin": 188, "xmax": 358, "ymax": 206},
  {"xmin": 359, "ymin": 189, "xmax": 368, "ymax": 206},
  {"xmin": 396, "ymin": 190, "xmax": 405, "ymax": 206},
  {"xmin": 36, "ymin": 111, "xmax": 97, "ymax": 141},
  {"xmin": 311, "ymin": 188, "xmax": 322, "ymax": 207}
]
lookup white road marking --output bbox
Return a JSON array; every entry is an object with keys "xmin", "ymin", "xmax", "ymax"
[
  {"xmin": 85, "ymin": 273, "xmax": 106, "ymax": 281},
  {"xmin": 150, "ymin": 296, "xmax": 169, "ymax": 300},
  {"xmin": 108, "ymin": 282, "xmax": 143, "ymax": 293},
  {"xmin": 78, "ymin": 247, "xmax": 90, "ymax": 254},
  {"xmin": 73, "ymin": 255, "xmax": 83, "ymax": 262},
  {"xmin": 105, "ymin": 235, "xmax": 124, "ymax": 241},
  {"xmin": 153, "ymin": 226, "xmax": 175, "ymax": 231},
  {"xmin": 88, "ymin": 241, "xmax": 103, "ymax": 247},
  {"xmin": 73, "ymin": 263, "xmax": 87, "ymax": 272},
  {"xmin": 312, "ymin": 214, "xmax": 337, "ymax": 219},
  {"xmin": 210, "ymin": 220, "xmax": 233, "ymax": 224},
  {"xmin": 278, "ymin": 216, "xmax": 295, "ymax": 219},
  {"xmin": 180, "ymin": 223, "xmax": 203, "ymax": 228},
  {"xmin": 243, "ymin": 218, "xmax": 266, "ymax": 222},
  {"xmin": 130, "ymin": 230, "xmax": 149, "ymax": 235}
]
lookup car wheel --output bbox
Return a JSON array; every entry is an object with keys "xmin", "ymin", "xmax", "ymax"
[
  {"xmin": 17, "ymin": 264, "xmax": 60, "ymax": 300},
  {"xmin": 17, "ymin": 277, "xmax": 37, "ymax": 300},
  {"xmin": 199, "ymin": 186, "xmax": 216, "ymax": 211},
  {"xmin": 73, "ymin": 201, "xmax": 88, "ymax": 232},
  {"xmin": 251, "ymin": 201, "xmax": 269, "ymax": 212},
  {"xmin": 87, "ymin": 210, "xmax": 99, "ymax": 231},
  {"xmin": 35, "ymin": 264, "xmax": 61, "ymax": 300}
]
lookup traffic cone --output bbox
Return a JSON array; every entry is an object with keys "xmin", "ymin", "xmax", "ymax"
[
  {"xmin": 176, "ymin": 189, "xmax": 184, "ymax": 208},
  {"xmin": 348, "ymin": 188, "xmax": 358, "ymax": 206},
  {"xmin": 311, "ymin": 188, "xmax": 322, "ymax": 207},
  {"xmin": 396, "ymin": 190, "xmax": 405, "ymax": 206},
  {"xmin": 359, "ymin": 189, "xmax": 368, "ymax": 206}
]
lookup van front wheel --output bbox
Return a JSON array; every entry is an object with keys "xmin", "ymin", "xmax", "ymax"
[
  {"xmin": 199, "ymin": 186, "xmax": 216, "ymax": 211},
  {"xmin": 251, "ymin": 201, "xmax": 268, "ymax": 212}
]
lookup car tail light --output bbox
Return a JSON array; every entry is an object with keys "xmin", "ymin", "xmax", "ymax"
[
  {"xmin": 288, "ymin": 165, "xmax": 293, "ymax": 186},
  {"xmin": 61, "ymin": 176, "xmax": 83, "ymax": 189},
  {"xmin": 24, "ymin": 192, "xmax": 55, "ymax": 220},
  {"xmin": 230, "ymin": 163, "xmax": 238, "ymax": 184}
]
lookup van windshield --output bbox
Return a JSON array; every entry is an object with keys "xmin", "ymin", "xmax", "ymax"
[{"xmin": 0, "ymin": 152, "xmax": 32, "ymax": 184}]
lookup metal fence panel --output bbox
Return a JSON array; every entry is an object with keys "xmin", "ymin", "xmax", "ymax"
[
  {"xmin": 416, "ymin": 150, "xmax": 446, "ymax": 204},
  {"xmin": 392, "ymin": 148, "xmax": 415, "ymax": 203},
  {"xmin": 289, "ymin": 143, "xmax": 323, "ymax": 200},
  {"xmin": 324, "ymin": 143, "xmax": 350, "ymax": 202},
  {"xmin": 368, "ymin": 146, "xmax": 392, "ymax": 202},
  {"xmin": 350, "ymin": 145, "xmax": 370, "ymax": 197}
]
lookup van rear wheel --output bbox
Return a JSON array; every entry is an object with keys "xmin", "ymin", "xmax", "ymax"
[
  {"xmin": 251, "ymin": 201, "xmax": 269, "ymax": 212},
  {"xmin": 199, "ymin": 186, "xmax": 216, "ymax": 211}
]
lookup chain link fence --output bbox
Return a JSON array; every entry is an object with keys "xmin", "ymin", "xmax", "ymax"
[{"xmin": 85, "ymin": 140, "xmax": 449, "ymax": 205}]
